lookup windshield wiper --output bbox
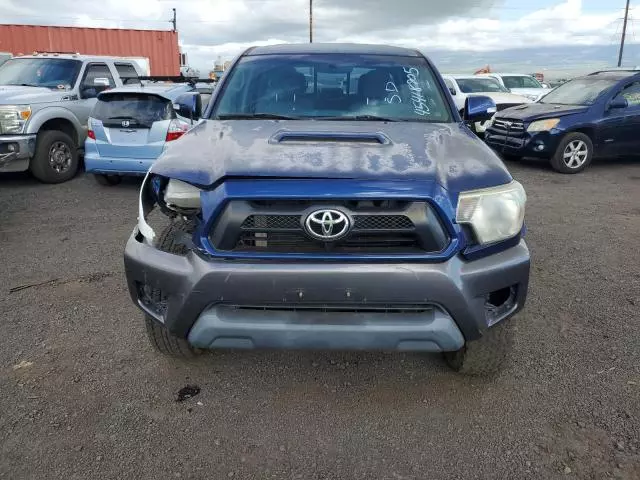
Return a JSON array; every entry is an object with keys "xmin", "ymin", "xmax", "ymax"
[
  {"xmin": 316, "ymin": 115, "xmax": 398, "ymax": 122},
  {"xmin": 216, "ymin": 113, "xmax": 299, "ymax": 120}
]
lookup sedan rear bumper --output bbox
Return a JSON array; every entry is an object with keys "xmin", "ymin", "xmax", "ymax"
[{"xmin": 84, "ymin": 151, "xmax": 155, "ymax": 176}]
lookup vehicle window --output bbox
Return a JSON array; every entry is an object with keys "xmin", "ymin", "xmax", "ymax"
[
  {"xmin": 213, "ymin": 53, "xmax": 452, "ymax": 122},
  {"xmin": 539, "ymin": 77, "xmax": 618, "ymax": 105},
  {"xmin": 82, "ymin": 64, "xmax": 115, "ymax": 87},
  {"xmin": 456, "ymin": 78, "xmax": 508, "ymax": 93},
  {"xmin": 614, "ymin": 82, "xmax": 640, "ymax": 107},
  {"xmin": 92, "ymin": 93, "xmax": 174, "ymax": 128},
  {"xmin": 80, "ymin": 63, "xmax": 116, "ymax": 99},
  {"xmin": 0, "ymin": 58, "xmax": 82, "ymax": 89},
  {"xmin": 502, "ymin": 75, "xmax": 543, "ymax": 89},
  {"xmin": 115, "ymin": 63, "xmax": 140, "ymax": 84},
  {"xmin": 200, "ymin": 93, "xmax": 212, "ymax": 109}
]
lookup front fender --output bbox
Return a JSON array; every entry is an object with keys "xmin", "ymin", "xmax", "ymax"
[{"xmin": 25, "ymin": 106, "xmax": 83, "ymax": 144}]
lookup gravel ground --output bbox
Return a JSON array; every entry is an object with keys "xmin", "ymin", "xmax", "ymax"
[{"xmin": 1, "ymin": 158, "xmax": 639, "ymax": 480}]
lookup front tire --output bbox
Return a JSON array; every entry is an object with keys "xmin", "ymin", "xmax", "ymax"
[
  {"xmin": 145, "ymin": 316, "xmax": 199, "ymax": 358},
  {"xmin": 444, "ymin": 320, "xmax": 514, "ymax": 376},
  {"xmin": 94, "ymin": 174, "xmax": 122, "ymax": 186},
  {"xmin": 144, "ymin": 220, "xmax": 200, "ymax": 359},
  {"xmin": 30, "ymin": 130, "xmax": 79, "ymax": 183},
  {"xmin": 550, "ymin": 132, "xmax": 593, "ymax": 174}
]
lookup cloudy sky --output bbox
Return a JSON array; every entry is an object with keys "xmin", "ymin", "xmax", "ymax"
[{"xmin": 1, "ymin": 0, "xmax": 637, "ymax": 73}]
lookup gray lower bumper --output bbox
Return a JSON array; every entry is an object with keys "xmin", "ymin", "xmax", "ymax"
[
  {"xmin": 188, "ymin": 304, "xmax": 465, "ymax": 352},
  {"xmin": 124, "ymin": 231, "xmax": 530, "ymax": 352},
  {"xmin": 0, "ymin": 134, "xmax": 36, "ymax": 172}
]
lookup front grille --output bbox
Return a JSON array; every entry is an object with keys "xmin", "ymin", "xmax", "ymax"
[
  {"xmin": 210, "ymin": 200, "xmax": 450, "ymax": 256},
  {"xmin": 353, "ymin": 215, "xmax": 413, "ymax": 230},
  {"xmin": 235, "ymin": 231, "xmax": 422, "ymax": 253},
  {"xmin": 492, "ymin": 118, "xmax": 525, "ymax": 133},
  {"xmin": 241, "ymin": 215, "xmax": 300, "ymax": 230}
]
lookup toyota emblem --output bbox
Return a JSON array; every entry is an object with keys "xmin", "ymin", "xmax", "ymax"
[
  {"xmin": 121, "ymin": 120, "xmax": 130, "ymax": 127},
  {"xmin": 304, "ymin": 209, "xmax": 350, "ymax": 241}
]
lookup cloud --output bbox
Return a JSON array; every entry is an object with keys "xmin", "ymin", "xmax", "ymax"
[{"xmin": 0, "ymin": 0, "xmax": 631, "ymax": 73}]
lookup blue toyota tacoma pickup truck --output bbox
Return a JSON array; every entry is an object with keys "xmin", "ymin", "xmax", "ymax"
[{"xmin": 124, "ymin": 44, "xmax": 530, "ymax": 375}]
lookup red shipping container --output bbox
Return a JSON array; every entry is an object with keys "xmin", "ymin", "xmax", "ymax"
[{"xmin": 0, "ymin": 24, "xmax": 180, "ymax": 75}]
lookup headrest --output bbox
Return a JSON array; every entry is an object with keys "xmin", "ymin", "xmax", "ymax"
[{"xmin": 358, "ymin": 69, "xmax": 392, "ymax": 100}]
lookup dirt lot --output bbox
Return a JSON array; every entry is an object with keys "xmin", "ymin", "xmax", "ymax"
[{"xmin": 1, "ymin": 158, "xmax": 639, "ymax": 480}]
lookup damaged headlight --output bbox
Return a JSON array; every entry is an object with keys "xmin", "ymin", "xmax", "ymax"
[
  {"xmin": 163, "ymin": 179, "xmax": 202, "ymax": 211},
  {"xmin": 137, "ymin": 172, "xmax": 203, "ymax": 242},
  {"xmin": 456, "ymin": 181, "xmax": 526, "ymax": 245}
]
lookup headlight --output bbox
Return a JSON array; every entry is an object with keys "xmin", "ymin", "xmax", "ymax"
[
  {"xmin": 456, "ymin": 181, "xmax": 526, "ymax": 245},
  {"xmin": 164, "ymin": 179, "xmax": 202, "ymax": 211},
  {"xmin": 137, "ymin": 174, "xmax": 202, "ymax": 242},
  {"xmin": 527, "ymin": 118, "xmax": 560, "ymax": 132},
  {"xmin": 0, "ymin": 105, "xmax": 31, "ymax": 134}
]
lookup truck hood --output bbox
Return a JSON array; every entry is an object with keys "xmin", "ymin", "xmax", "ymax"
[
  {"xmin": 496, "ymin": 102, "xmax": 589, "ymax": 121},
  {"xmin": 0, "ymin": 85, "xmax": 71, "ymax": 104},
  {"xmin": 151, "ymin": 119, "xmax": 513, "ymax": 193}
]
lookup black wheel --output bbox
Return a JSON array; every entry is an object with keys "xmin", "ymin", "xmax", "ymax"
[
  {"xmin": 502, "ymin": 154, "xmax": 522, "ymax": 162},
  {"xmin": 145, "ymin": 220, "xmax": 200, "ymax": 358},
  {"xmin": 30, "ymin": 130, "xmax": 79, "ymax": 183},
  {"xmin": 94, "ymin": 174, "xmax": 122, "ymax": 186},
  {"xmin": 550, "ymin": 132, "xmax": 593, "ymax": 174},
  {"xmin": 444, "ymin": 319, "xmax": 514, "ymax": 376}
]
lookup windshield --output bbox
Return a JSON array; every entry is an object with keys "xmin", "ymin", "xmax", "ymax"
[
  {"xmin": 212, "ymin": 53, "xmax": 451, "ymax": 122},
  {"xmin": 539, "ymin": 77, "xmax": 617, "ymax": 105},
  {"xmin": 455, "ymin": 77, "xmax": 508, "ymax": 93},
  {"xmin": 0, "ymin": 58, "xmax": 82, "ymax": 89},
  {"xmin": 502, "ymin": 75, "xmax": 543, "ymax": 89}
]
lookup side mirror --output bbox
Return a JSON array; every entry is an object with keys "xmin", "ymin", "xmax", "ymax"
[
  {"xmin": 174, "ymin": 92, "xmax": 202, "ymax": 123},
  {"xmin": 464, "ymin": 95, "xmax": 497, "ymax": 123},
  {"xmin": 448, "ymin": 86, "xmax": 456, "ymax": 96},
  {"xmin": 93, "ymin": 77, "xmax": 110, "ymax": 86},
  {"xmin": 609, "ymin": 97, "xmax": 628, "ymax": 110}
]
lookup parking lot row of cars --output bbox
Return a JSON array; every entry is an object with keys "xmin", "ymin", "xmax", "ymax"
[{"xmin": 1, "ymin": 51, "xmax": 639, "ymax": 187}]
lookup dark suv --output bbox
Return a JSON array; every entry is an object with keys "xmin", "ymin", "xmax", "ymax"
[
  {"xmin": 124, "ymin": 43, "xmax": 530, "ymax": 375},
  {"xmin": 485, "ymin": 70, "xmax": 640, "ymax": 173}
]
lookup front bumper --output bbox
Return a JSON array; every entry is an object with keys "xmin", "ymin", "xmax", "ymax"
[
  {"xmin": 484, "ymin": 129, "xmax": 561, "ymax": 158},
  {"xmin": 0, "ymin": 134, "xmax": 36, "ymax": 172},
  {"xmin": 124, "ymin": 230, "xmax": 530, "ymax": 352}
]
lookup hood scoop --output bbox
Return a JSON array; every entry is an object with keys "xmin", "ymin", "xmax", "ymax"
[{"xmin": 270, "ymin": 130, "xmax": 391, "ymax": 145}]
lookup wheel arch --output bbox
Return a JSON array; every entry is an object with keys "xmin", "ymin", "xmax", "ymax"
[
  {"xmin": 567, "ymin": 126, "xmax": 597, "ymax": 150},
  {"xmin": 26, "ymin": 109, "xmax": 83, "ymax": 147}
]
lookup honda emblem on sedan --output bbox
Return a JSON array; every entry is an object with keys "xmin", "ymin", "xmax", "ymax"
[
  {"xmin": 304, "ymin": 209, "xmax": 350, "ymax": 241},
  {"xmin": 121, "ymin": 120, "xmax": 130, "ymax": 127}
]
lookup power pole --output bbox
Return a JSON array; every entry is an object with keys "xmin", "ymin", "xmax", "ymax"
[
  {"xmin": 171, "ymin": 8, "xmax": 177, "ymax": 32},
  {"xmin": 618, "ymin": 0, "xmax": 631, "ymax": 67},
  {"xmin": 309, "ymin": 0, "xmax": 313, "ymax": 43}
]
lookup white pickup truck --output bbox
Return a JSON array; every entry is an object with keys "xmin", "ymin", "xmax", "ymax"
[{"xmin": 0, "ymin": 53, "xmax": 143, "ymax": 183}]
